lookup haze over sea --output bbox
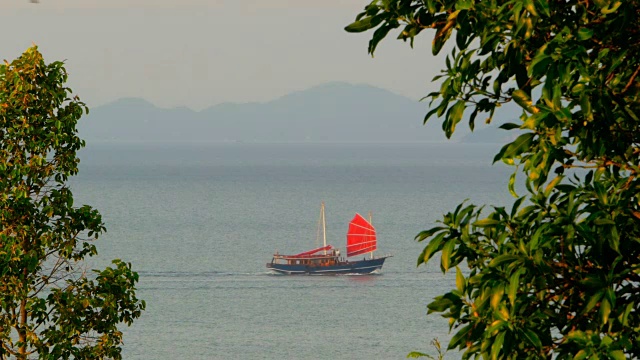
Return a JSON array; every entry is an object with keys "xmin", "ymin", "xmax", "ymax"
[{"xmin": 70, "ymin": 142, "xmax": 513, "ymax": 359}]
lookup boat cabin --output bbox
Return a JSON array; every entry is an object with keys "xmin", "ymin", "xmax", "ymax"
[{"xmin": 270, "ymin": 248, "xmax": 342, "ymax": 267}]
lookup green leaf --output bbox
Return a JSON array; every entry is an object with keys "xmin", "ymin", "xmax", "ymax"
[
  {"xmin": 441, "ymin": 239, "xmax": 456, "ymax": 271},
  {"xmin": 444, "ymin": 100, "xmax": 466, "ymax": 137},
  {"xmin": 427, "ymin": 296, "xmax": 453, "ymax": 313},
  {"xmin": 448, "ymin": 324, "xmax": 472, "ymax": 349},
  {"xmin": 582, "ymin": 290, "xmax": 604, "ymax": 314},
  {"xmin": 473, "ymin": 218, "xmax": 500, "ymax": 227},
  {"xmin": 418, "ymin": 232, "xmax": 446, "ymax": 266},
  {"xmin": 455, "ymin": 266, "xmax": 466, "ymax": 293},
  {"xmin": 432, "ymin": 22, "xmax": 454, "ymax": 55},
  {"xmin": 493, "ymin": 133, "xmax": 535, "ymax": 162},
  {"xmin": 620, "ymin": 302, "xmax": 633, "ymax": 326},
  {"xmin": 567, "ymin": 330, "xmax": 588, "ymax": 344},
  {"xmin": 523, "ymin": 0, "xmax": 538, "ymax": 16},
  {"xmin": 522, "ymin": 329, "xmax": 542, "ymax": 349},
  {"xmin": 534, "ymin": 0, "xmax": 550, "ymax": 16},
  {"xmin": 456, "ymin": 0, "xmax": 473, "ymax": 10},
  {"xmin": 407, "ymin": 351, "xmax": 434, "ymax": 359},
  {"xmin": 426, "ymin": 0, "xmax": 437, "ymax": 13},
  {"xmin": 609, "ymin": 225, "xmax": 620, "ymax": 253},
  {"xmin": 601, "ymin": 1, "xmax": 622, "ymax": 14},
  {"xmin": 573, "ymin": 349, "xmax": 588, "ymax": 360},
  {"xmin": 543, "ymin": 175, "xmax": 562, "ymax": 197},
  {"xmin": 572, "ymin": 83, "xmax": 586, "ymax": 94},
  {"xmin": 577, "ymin": 28, "xmax": 594, "ymax": 40},
  {"xmin": 512, "ymin": 89, "xmax": 534, "ymax": 112},
  {"xmin": 510, "ymin": 196, "xmax": 526, "ymax": 218},
  {"xmin": 581, "ymin": 276, "xmax": 605, "ymax": 291},
  {"xmin": 508, "ymin": 172, "xmax": 518, "ymax": 198},
  {"xmin": 600, "ymin": 298, "xmax": 611, "ymax": 324},
  {"xmin": 529, "ymin": 53, "xmax": 551, "ymax": 78},
  {"xmin": 609, "ymin": 350, "xmax": 626, "ymax": 360},
  {"xmin": 489, "ymin": 255, "xmax": 521, "ymax": 268},
  {"xmin": 499, "ymin": 122, "xmax": 521, "ymax": 130},
  {"xmin": 345, "ymin": 15, "xmax": 383, "ymax": 33},
  {"xmin": 486, "ymin": 319, "xmax": 506, "ymax": 336},
  {"xmin": 368, "ymin": 24, "xmax": 395, "ymax": 55},
  {"xmin": 507, "ymin": 268, "xmax": 524, "ymax": 306},
  {"xmin": 594, "ymin": 218, "xmax": 615, "ymax": 225},
  {"xmin": 490, "ymin": 331, "xmax": 505, "ymax": 360},
  {"xmin": 415, "ymin": 227, "xmax": 446, "ymax": 242}
]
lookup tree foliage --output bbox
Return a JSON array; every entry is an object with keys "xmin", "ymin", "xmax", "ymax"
[
  {"xmin": 0, "ymin": 47, "xmax": 145, "ymax": 359},
  {"xmin": 348, "ymin": 1, "xmax": 640, "ymax": 359}
]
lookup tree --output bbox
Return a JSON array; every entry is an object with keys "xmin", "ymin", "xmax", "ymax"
[
  {"xmin": 347, "ymin": 1, "xmax": 639, "ymax": 359},
  {"xmin": 0, "ymin": 47, "xmax": 145, "ymax": 359}
]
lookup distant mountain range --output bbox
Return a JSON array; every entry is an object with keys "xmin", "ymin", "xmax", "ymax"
[{"xmin": 78, "ymin": 82, "xmax": 520, "ymax": 144}]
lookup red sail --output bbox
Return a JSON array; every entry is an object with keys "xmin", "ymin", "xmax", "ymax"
[
  {"xmin": 346, "ymin": 213, "xmax": 376, "ymax": 257},
  {"xmin": 290, "ymin": 245, "xmax": 333, "ymax": 258}
]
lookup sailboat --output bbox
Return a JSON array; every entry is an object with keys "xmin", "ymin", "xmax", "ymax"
[{"xmin": 266, "ymin": 202, "xmax": 390, "ymax": 275}]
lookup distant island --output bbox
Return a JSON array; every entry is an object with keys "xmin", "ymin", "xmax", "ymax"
[{"xmin": 79, "ymin": 82, "xmax": 520, "ymax": 144}]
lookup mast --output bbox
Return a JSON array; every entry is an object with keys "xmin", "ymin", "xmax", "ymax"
[
  {"xmin": 322, "ymin": 202, "xmax": 327, "ymax": 255},
  {"xmin": 368, "ymin": 211, "xmax": 374, "ymax": 259}
]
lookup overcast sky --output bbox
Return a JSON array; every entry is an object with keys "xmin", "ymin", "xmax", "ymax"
[{"xmin": 1, "ymin": 1, "xmax": 445, "ymax": 109}]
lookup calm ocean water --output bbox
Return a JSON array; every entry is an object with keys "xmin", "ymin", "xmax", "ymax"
[{"xmin": 70, "ymin": 142, "xmax": 513, "ymax": 359}]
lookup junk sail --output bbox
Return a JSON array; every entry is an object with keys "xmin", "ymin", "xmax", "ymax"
[{"xmin": 346, "ymin": 213, "xmax": 377, "ymax": 257}]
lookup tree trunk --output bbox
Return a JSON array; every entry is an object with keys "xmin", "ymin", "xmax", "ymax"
[
  {"xmin": 18, "ymin": 297, "xmax": 26, "ymax": 360},
  {"xmin": 18, "ymin": 254, "xmax": 28, "ymax": 360}
]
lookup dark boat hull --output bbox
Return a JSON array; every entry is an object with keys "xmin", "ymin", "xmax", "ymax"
[{"xmin": 267, "ymin": 257, "xmax": 388, "ymax": 275}]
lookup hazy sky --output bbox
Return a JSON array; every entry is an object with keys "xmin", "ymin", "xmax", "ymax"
[{"xmin": 2, "ymin": 1, "xmax": 445, "ymax": 109}]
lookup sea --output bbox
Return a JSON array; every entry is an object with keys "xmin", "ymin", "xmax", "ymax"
[{"xmin": 70, "ymin": 142, "xmax": 514, "ymax": 359}]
